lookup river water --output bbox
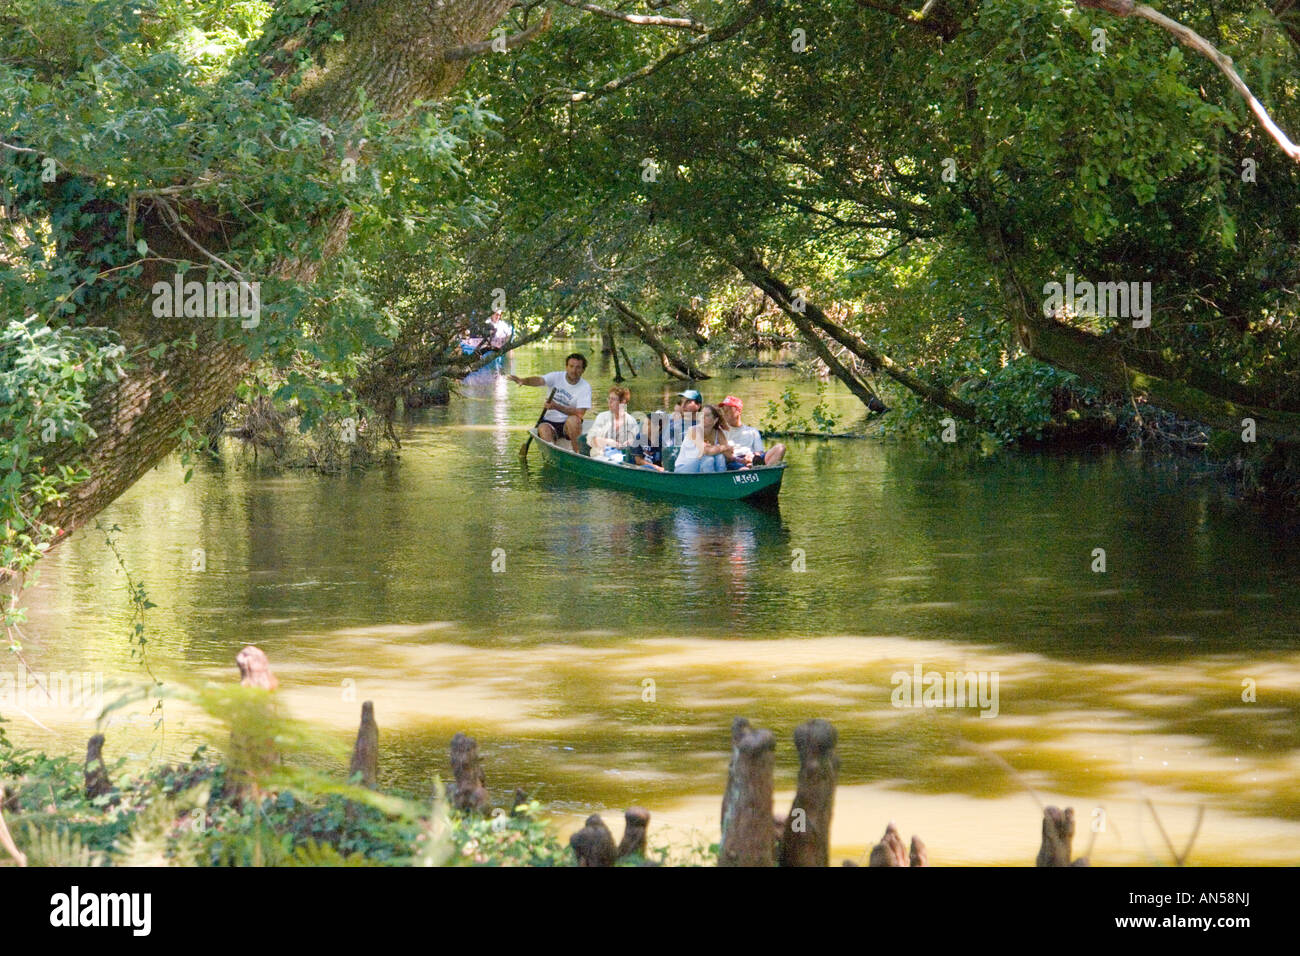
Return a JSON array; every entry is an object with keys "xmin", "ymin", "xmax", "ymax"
[{"xmin": 13, "ymin": 342, "xmax": 1300, "ymax": 864}]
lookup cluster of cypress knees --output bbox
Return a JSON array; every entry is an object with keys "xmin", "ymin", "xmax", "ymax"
[{"xmin": 74, "ymin": 646, "xmax": 1087, "ymax": 867}]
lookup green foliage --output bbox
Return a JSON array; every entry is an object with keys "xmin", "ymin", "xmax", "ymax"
[
  {"xmin": 761, "ymin": 383, "xmax": 839, "ymax": 435},
  {"xmin": 1, "ymin": 317, "xmax": 125, "ymax": 633},
  {"xmin": 0, "ymin": 677, "xmax": 581, "ymax": 866},
  {"xmin": 761, "ymin": 386, "xmax": 807, "ymax": 433}
]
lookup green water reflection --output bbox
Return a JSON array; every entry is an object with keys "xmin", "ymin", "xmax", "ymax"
[{"xmin": 13, "ymin": 341, "xmax": 1300, "ymax": 864}]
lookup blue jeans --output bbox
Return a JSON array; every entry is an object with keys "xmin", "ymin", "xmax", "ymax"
[{"xmin": 675, "ymin": 453, "xmax": 725, "ymax": 473}]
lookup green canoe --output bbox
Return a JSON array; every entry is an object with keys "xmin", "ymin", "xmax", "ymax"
[{"xmin": 529, "ymin": 428, "xmax": 785, "ymax": 502}]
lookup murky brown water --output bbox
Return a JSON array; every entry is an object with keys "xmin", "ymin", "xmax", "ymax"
[{"xmin": 10, "ymin": 342, "xmax": 1300, "ymax": 864}]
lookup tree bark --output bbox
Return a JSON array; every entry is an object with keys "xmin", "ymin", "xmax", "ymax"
[
  {"xmin": 787, "ymin": 310, "xmax": 887, "ymax": 412},
  {"xmin": 778, "ymin": 719, "xmax": 839, "ymax": 867},
  {"xmin": 607, "ymin": 295, "xmax": 711, "ymax": 381},
  {"xmin": 718, "ymin": 720, "xmax": 777, "ymax": 867},
  {"xmin": 34, "ymin": 0, "xmax": 522, "ymax": 543},
  {"xmin": 84, "ymin": 734, "xmax": 112, "ymax": 800},
  {"xmin": 449, "ymin": 732, "xmax": 490, "ymax": 814},
  {"xmin": 868, "ymin": 822, "xmax": 909, "ymax": 867},
  {"xmin": 348, "ymin": 701, "xmax": 379, "ymax": 789},
  {"xmin": 734, "ymin": 254, "xmax": 979, "ymax": 421},
  {"xmin": 570, "ymin": 813, "xmax": 617, "ymax": 866},
  {"xmin": 617, "ymin": 807, "xmax": 651, "ymax": 860},
  {"xmin": 1036, "ymin": 806, "xmax": 1077, "ymax": 867}
]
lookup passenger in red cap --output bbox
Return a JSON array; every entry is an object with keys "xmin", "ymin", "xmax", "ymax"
[{"xmin": 718, "ymin": 395, "xmax": 785, "ymax": 468}]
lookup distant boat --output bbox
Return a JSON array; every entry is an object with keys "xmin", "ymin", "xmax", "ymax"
[
  {"xmin": 460, "ymin": 315, "xmax": 512, "ymax": 356},
  {"xmin": 528, "ymin": 428, "xmax": 785, "ymax": 502}
]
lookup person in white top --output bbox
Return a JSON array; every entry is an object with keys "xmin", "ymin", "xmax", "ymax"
[
  {"xmin": 674, "ymin": 404, "xmax": 736, "ymax": 473},
  {"xmin": 587, "ymin": 385, "xmax": 641, "ymax": 460},
  {"xmin": 508, "ymin": 353, "xmax": 592, "ymax": 446},
  {"xmin": 718, "ymin": 395, "xmax": 784, "ymax": 466}
]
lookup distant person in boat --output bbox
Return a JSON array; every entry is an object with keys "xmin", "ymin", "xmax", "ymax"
[
  {"xmin": 674, "ymin": 404, "xmax": 736, "ymax": 473},
  {"xmin": 718, "ymin": 395, "xmax": 785, "ymax": 468},
  {"xmin": 508, "ymin": 353, "xmax": 592, "ymax": 446},
  {"xmin": 664, "ymin": 388, "xmax": 703, "ymax": 447},
  {"xmin": 587, "ymin": 385, "xmax": 641, "ymax": 461}
]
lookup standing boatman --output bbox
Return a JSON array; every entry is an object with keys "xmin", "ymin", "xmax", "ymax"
[{"xmin": 508, "ymin": 353, "xmax": 592, "ymax": 447}]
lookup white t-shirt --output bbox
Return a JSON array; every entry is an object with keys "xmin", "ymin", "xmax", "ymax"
[
  {"xmin": 541, "ymin": 371, "xmax": 592, "ymax": 425},
  {"xmin": 726, "ymin": 424, "xmax": 765, "ymax": 456},
  {"xmin": 588, "ymin": 409, "xmax": 640, "ymax": 445}
]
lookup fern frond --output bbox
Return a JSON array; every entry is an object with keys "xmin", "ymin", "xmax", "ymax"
[{"xmin": 21, "ymin": 823, "xmax": 106, "ymax": 867}]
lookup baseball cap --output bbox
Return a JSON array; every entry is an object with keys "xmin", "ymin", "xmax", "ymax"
[
  {"xmin": 678, "ymin": 389, "xmax": 703, "ymax": 403},
  {"xmin": 719, "ymin": 395, "xmax": 743, "ymax": 410}
]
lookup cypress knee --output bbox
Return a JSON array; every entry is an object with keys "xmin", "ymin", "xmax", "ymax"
[
  {"xmin": 236, "ymin": 645, "xmax": 278, "ymax": 690},
  {"xmin": 617, "ymin": 807, "xmax": 650, "ymax": 860},
  {"xmin": 1036, "ymin": 806, "xmax": 1076, "ymax": 867},
  {"xmin": 570, "ymin": 814, "xmax": 617, "ymax": 867},
  {"xmin": 718, "ymin": 722, "xmax": 777, "ymax": 867},
  {"xmin": 719, "ymin": 716, "xmax": 752, "ymax": 842},
  {"xmin": 779, "ymin": 719, "xmax": 839, "ymax": 867},
  {"xmin": 449, "ymin": 732, "xmax": 490, "ymax": 814},
  {"xmin": 348, "ymin": 701, "xmax": 378, "ymax": 788},
  {"xmin": 84, "ymin": 734, "xmax": 112, "ymax": 799},
  {"xmin": 868, "ymin": 822, "xmax": 909, "ymax": 867},
  {"xmin": 230, "ymin": 646, "xmax": 279, "ymax": 805},
  {"xmin": 510, "ymin": 787, "xmax": 530, "ymax": 816},
  {"xmin": 909, "ymin": 835, "xmax": 929, "ymax": 867}
]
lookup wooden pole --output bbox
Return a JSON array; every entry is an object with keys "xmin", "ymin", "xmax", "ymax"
[
  {"xmin": 1036, "ymin": 806, "xmax": 1085, "ymax": 866},
  {"xmin": 236, "ymin": 645, "xmax": 279, "ymax": 690},
  {"xmin": 720, "ymin": 716, "xmax": 751, "ymax": 841},
  {"xmin": 909, "ymin": 835, "xmax": 929, "ymax": 867}
]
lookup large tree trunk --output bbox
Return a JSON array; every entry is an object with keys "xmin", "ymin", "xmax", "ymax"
[{"xmin": 36, "ymin": 0, "xmax": 520, "ymax": 542}]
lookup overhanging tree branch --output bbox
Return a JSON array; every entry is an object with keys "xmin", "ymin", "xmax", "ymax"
[
  {"xmin": 555, "ymin": 0, "xmax": 707, "ymax": 32},
  {"xmin": 853, "ymin": 0, "xmax": 958, "ymax": 40},
  {"xmin": 733, "ymin": 253, "xmax": 979, "ymax": 420},
  {"xmin": 1079, "ymin": 0, "xmax": 1300, "ymax": 161},
  {"xmin": 606, "ymin": 293, "xmax": 710, "ymax": 380},
  {"xmin": 443, "ymin": 8, "xmax": 552, "ymax": 60},
  {"xmin": 568, "ymin": 0, "xmax": 769, "ymax": 103}
]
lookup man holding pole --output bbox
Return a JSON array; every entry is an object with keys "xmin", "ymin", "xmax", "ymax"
[{"xmin": 509, "ymin": 353, "xmax": 592, "ymax": 447}]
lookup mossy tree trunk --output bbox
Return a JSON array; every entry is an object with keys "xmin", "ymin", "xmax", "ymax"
[{"xmin": 36, "ymin": 0, "xmax": 520, "ymax": 543}]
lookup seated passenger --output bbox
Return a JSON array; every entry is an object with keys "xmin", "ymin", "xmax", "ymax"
[
  {"xmin": 587, "ymin": 386, "xmax": 640, "ymax": 461},
  {"xmin": 718, "ymin": 395, "xmax": 785, "ymax": 468},
  {"xmin": 634, "ymin": 410, "xmax": 668, "ymax": 471},
  {"xmin": 665, "ymin": 388, "xmax": 703, "ymax": 447},
  {"xmin": 673, "ymin": 404, "xmax": 736, "ymax": 473}
]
